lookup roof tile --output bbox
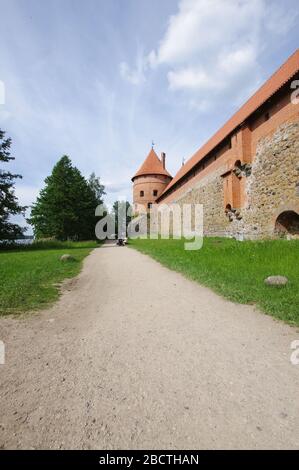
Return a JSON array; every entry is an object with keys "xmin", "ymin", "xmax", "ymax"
[{"xmin": 132, "ymin": 148, "xmax": 172, "ymax": 180}]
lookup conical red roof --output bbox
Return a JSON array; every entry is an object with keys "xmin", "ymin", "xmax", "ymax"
[{"xmin": 132, "ymin": 148, "xmax": 172, "ymax": 181}]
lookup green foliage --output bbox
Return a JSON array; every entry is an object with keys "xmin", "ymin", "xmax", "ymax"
[
  {"xmin": 130, "ymin": 237, "xmax": 299, "ymax": 325},
  {"xmin": 0, "ymin": 240, "xmax": 98, "ymax": 315},
  {"xmin": 88, "ymin": 172, "xmax": 106, "ymax": 204},
  {"xmin": 112, "ymin": 200, "xmax": 132, "ymax": 236},
  {"xmin": 28, "ymin": 156, "xmax": 105, "ymax": 240},
  {"xmin": 0, "ymin": 129, "xmax": 26, "ymax": 239}
]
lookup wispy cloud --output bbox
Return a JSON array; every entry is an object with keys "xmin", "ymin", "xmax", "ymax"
[
  {"xmin": 124, "ymin": 0, "xmax": 298, "ymax": 109},
  {"xmin": 119, "ymin": 46, "xmax": 147, "ymax": 85}
]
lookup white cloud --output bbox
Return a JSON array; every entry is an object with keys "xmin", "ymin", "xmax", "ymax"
[
  {"xmin": 168, "ymin": 44, "xmax": 257, "ymax": 91},
  {"xmin": 120, "ymin": 62, "xmax": 143, "ymax": 85},
  {"xmin": 146, "ymin": 0, "xmax": 298, "ymax": 108},
  {"xmin": 218, "ymin": 46, "xmax": 257, "ymax": 79},
  {"xmin": 15, "ymin": 185, "xmax": 41, "ymax": 207},
  {"xmin": 11, "ymin": 185, "xmax": 42, "ymax": 234},
  {"xmin": 104, "ymin": 181, "xmax": 131, "ymax": 194},
  {"xmin": 150, "ymin": 0, "xmax": 263, "ymax": 66},
  {"xmin": 168, "ymin": 67, "xmax": 211, "ymax": 91},
  {"xmin": 119, "ymin": 47, "xmax": 147, "ymax": 85}
]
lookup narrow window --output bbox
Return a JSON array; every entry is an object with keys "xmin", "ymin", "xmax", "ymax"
[
  {"xmin": 140, "ymin": 190, "xmax": 144, "ymax": 197},
  {"xmin": 148, "ymin": 202, "xmax": 152, "ymax": 209},
  {"xmin": 153, "ymin": 189, "xmax": 158, "ymax": 196}
]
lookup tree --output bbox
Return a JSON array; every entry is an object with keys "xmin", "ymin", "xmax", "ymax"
[
  {"xmin": 112, "ymin": 200, "xmax": 132, "ymax": 237},
  {"xmin": 88, "ymin": 172, "xmax": 105, "ymax": 205},
  {"xmin": 0, "ymin": 129, "xmax": 26, "ymax": 239},
  {"xmin": 28, "ymin": 156, "xmax": 105, "ymax": 240},
  {"xmin": 83, "ymin": 172, "xmax": 107, "ymax": 239}
]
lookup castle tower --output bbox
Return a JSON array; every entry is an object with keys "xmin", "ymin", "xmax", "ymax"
[{"xmin": 132, "ymin": 148, "xmax": 172, "ymax": 213}]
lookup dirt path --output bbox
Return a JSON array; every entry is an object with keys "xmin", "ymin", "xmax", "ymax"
[{"xmin": 0, "ymin": 242, "xmax": 299, "ymax": 449}]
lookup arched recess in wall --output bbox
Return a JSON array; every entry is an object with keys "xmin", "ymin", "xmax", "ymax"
[{"xmin": 274, "ymin": 211, "xmax": 299, "ymax": 237}]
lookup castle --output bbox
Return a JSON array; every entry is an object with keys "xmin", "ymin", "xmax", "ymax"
[
  {"xmin": 132, "ymin": 148, "xmax": 172, "ymax": 212},
  {"xmin": 132, "ymin": 50, "xmax": 299, "ymax": 239}
]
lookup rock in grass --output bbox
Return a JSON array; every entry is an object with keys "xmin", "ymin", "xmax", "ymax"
[
  {"xmin": 264, "ymin": 275, "xmax": 288, "ymax": 286},
  {"xmin": 60, "ymin": 254, "xmax": 75, "ymax": 262}
]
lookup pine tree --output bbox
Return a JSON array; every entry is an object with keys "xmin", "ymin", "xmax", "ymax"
[
  {"xmin": 0, "ymin": 129, "xmax": 26, "ymax": 239},
  {"xmin": 28, "ymin": 156, "xmax": 105, "ymax": 240},
  {"xmin": 112, "ymin": 200, "xmax": 132, "ymax": 236},
  {"xmin": 88, "ymin": 172, "xmax": 106, "ymax": 205},
  {"xmin": 79, "ymin": 172, "xmax": 107, "ymax": 239}
]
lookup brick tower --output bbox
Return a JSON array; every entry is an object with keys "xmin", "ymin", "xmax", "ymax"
[{"xmin": 132, "ymin": 148, "xmax": 172, "ymax": 213}]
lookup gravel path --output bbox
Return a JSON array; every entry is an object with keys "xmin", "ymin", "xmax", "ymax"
[{"xmin": 0, "ymin": 242, "xmax": 299, "ymax": 449}]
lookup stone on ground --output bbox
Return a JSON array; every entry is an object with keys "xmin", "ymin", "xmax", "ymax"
[
  {"xmin": 264, "ymin": 275, "xmax": 288, "ymax": 286},
  {"xmin": 60, "ymin": 254, "xmax": 75, "ymax": 262}
]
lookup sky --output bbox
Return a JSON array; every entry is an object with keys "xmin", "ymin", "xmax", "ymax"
[{"xmin": 0, "ymin": 0, "xmax": 298, "ymax": 233}]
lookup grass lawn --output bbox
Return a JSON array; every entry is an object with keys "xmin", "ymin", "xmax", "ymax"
[
  {"xmin": 0, "ymin": 240, "xmax": 98, "ymax": 315},
  {"xmin": 129, "ymin": 237, "xmax": 299, "ymax": 326}
]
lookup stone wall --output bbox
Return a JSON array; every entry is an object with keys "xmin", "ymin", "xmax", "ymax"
[
  {"xmin": 244, "ymin": 119, "xmax": 299, "ymax": 238},
  {"xmin": 172, "ymin": 119, "xmax": 299, "ymax": 240}
]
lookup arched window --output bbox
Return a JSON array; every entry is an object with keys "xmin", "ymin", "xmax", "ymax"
[{"xmin": 275, "ymin": 211, "xmax": 299, "ymax": 237}]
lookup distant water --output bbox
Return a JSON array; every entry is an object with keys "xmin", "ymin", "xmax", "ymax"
[
  {"xmin": 15, "ymin": 239, "xmax": 34, "ymax": 245},
  {"xmin": 0, "ymin": 238, "xmax": 34, "ymax": 245}
]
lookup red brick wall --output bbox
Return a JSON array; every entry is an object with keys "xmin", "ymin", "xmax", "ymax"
[
  {"xmin": 158, "ymin": 80, "xmax": 299, "ymax": 207},
  {"xmin": 133, "ymin": 174, "xmax": 172, "ymax": 213}
]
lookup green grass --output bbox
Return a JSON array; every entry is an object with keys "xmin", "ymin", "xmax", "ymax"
[
  {"xmin": 129, "ymin": 237, "xmax": 299, "ymax": 326},
  {"xmin": 0, "ymin": 240, "xmax": 98, "ymax": 315}
]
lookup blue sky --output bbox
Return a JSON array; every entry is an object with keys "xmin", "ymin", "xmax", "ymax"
[{"xmin": 0, "ymin": 0, "xmax": 298, "ymax": 232}]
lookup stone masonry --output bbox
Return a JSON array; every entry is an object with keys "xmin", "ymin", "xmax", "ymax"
[{"xmin": 170, "ymin": 120, "xmax": 299, "ymax": 240}]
